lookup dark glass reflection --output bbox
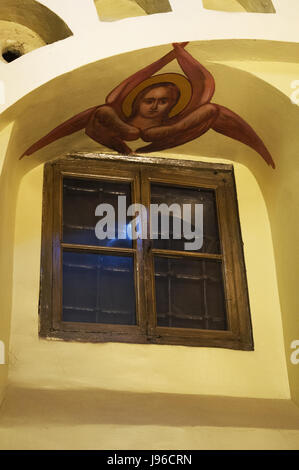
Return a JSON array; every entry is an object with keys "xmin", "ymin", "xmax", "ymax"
[
  {"xmin": 62, "ymin": 251, "xmax": 136, "ymax": 325},
  {"xmin": 151, "ymin": 184, "xmax": 220, "ymax": 253},
  {"xmin": 63, "ymin": 177, "xmax": 132, "ymax": 248},
  {"xmin": 155, "ymin": 257, "xmax": 227, "ymax": 330}
]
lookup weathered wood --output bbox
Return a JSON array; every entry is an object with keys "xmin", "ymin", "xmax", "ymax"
[
  {"xmin": 65, "ymin": 151, "xmax": 233, "ymax": 173},
  {"xmin": 38, "ymin": 163, "xmax": 54, "ymax": 336}
]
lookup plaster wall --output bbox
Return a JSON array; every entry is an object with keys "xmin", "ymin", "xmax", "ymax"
[{"xmin": 0, "ymin": 0, "xmax": 298, "ymax": 448}]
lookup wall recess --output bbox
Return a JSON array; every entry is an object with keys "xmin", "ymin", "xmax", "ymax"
[
  {"xmin": 94, "ymin": 0, "xmax": 172, "ymax": 22},
  {"xmin": 0, "ymin": 0, "xmax": 73, "ymax": 63},
  {"xmin": 202, "ymin": 0, "xmax": 276, "ymax": 13}
]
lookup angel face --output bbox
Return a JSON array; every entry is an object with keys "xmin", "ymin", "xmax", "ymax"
[{"xmin": 137, "ymin": 86, "xmax": 177, "ymax": 120}]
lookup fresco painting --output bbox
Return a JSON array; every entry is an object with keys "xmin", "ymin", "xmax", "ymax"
[{"xmin": 21, "ymin": 43, "xmax": 275, "ymax": 169}]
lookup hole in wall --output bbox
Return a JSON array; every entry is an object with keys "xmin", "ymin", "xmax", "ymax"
[
  {"xmin": 2, "ymin": 46, "xmax": 23, "ymax": 63},
  {"xmin": 0, "ymin": 0, "xmax": 73, "ymax": 63},
  {"xmin": 0, "ymin": 20, "xmax": 46, "ymax": 64}
]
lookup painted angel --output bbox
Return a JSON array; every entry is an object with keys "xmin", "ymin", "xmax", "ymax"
[{"xmin": 20, "ymin": 42, "xmax": 275, "ymax": 168}]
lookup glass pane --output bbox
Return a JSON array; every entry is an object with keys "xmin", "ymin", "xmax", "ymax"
[
  {"xmin": 151, "ymin": 184, "xmax": 220, "ymax": 253},
  {"xmin": 154, "ymin": 257, "xmax": 227, "ymax": 330},
  {"xmin": 62, "ymin": 251, "xmax": 136, "ymax": 325},
  {"xmin": 63, "ymin": 177, "xmax": 132, "ymax": 248}
]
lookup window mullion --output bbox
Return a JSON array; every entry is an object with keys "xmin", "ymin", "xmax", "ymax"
[
  {"xmin": 132, "ymin": 167, "xmax": 147, "ymax": 336},
  {"xmin": 140, "ymin": 168, "xmax": 157, "ymax": 340}
]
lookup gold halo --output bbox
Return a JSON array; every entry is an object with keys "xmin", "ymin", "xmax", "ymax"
[{"xmin": 122, "ymin": 73, "xmax": 192, "ymax": 118}]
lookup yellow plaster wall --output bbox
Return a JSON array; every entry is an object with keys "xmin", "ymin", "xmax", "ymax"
[
  {"xmin": 219, "ymin": 60, "xmax": 299, "ymax": 406},
  {"xmin": 0, "ymin": 122, "xmax": 18, "ymax": 405},
  {"xmin": 0, "ymin": 384, "xmax": 299, "ymax": 449}
]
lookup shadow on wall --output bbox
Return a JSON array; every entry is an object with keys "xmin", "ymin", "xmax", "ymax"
[
  {"xmin": 203, "ymin": 0, "xmax": 276, "ymax": 13},
  {"xmin": 0, "ymin": 385, "xmax": 299, "ymax": 429},
  {"xmin": 0, "ymin": 0, "xmax": 73, "ymax": 64},
  {"xmin": 94, "ymin": 0, "xmax": 172, "ymax": 22}
]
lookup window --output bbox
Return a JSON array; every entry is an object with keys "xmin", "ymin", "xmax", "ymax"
[{"xmin": 39, "ymin": 154, "xmax": 253, "ymax": 350}]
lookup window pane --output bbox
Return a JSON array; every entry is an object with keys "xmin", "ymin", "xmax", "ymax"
[
  {"xmin": 62, "ymin": 251, "xmax": 136, "ymax": 325},
  {"xmin": 154, "ymin": 257, "xmax": 227, "ymax": 330},
  {"xmin": 63, "ymin": 177, "xmax": 132, "ymax": 248},
  {"xmin": 151, "ymin": 184, "xmax": 220, "ymax": 253}
]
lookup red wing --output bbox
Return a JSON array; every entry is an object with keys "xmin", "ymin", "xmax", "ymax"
[
  {"xmin": 105, "ymin": 49, "xmax": 177, "ymax": 115},
  {"xmin": 20, "ymin": 106, "xmax": 98, "ymax": 159},
  {"xmin": 173, "ymin": 44, "xmax": 215, "ymax": 116},
  {"xmin": 212, "ymin": 105, "xmax": 275, "ymax": 169}
]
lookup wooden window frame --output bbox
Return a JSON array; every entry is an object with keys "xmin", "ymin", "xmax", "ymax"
[{"xmin": 39, "ymin": 153, "xmax": 253, "ymax": 351}]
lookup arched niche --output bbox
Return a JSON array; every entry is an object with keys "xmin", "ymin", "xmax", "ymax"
[
  {"xmin": 0, "ymin": 40, "xmax": 298, "ymax": 405},
  {"xmin": 203, "ymin": 0, "xmax": 276, "ymax": 13},
  {"xmin": 94, "ymin": 0, "xmax": 172, "ymax": 22},
  {"xmin": 0, "ymin": 0, "xmax": 72, "ymax": 63}
]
